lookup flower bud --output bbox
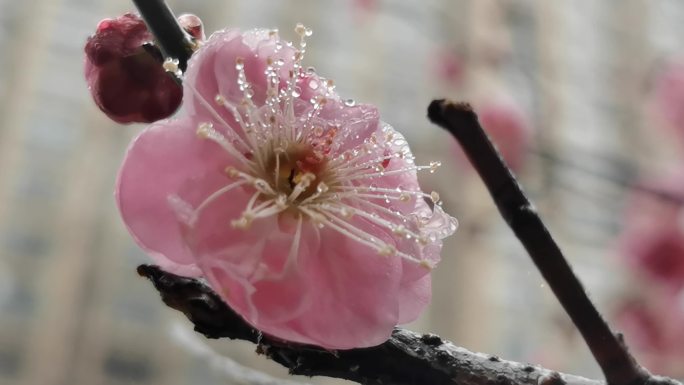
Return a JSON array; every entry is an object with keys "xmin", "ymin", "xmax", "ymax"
[{"xmin": 84, "ymin": 13, "xmax": 182, "ymax": 124}]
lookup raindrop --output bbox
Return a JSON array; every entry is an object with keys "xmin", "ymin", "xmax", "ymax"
[
  {"xmin": 235, "ymin": 58, "xmax": 245, "ymax": 70},
  {"xmin": 316, "ymin": 182, "xmax": 329, "ymax": 194},
  {"xmin": 344, "ymin": 98, "xmax": 356, "ymax": 107}
]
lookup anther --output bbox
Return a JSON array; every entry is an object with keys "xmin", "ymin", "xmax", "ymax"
[
  {"xmin": 231, "ymin": 213, "xmax": 254, "ymax": 229},
  {"xmin": 340, "ymin": 207, "xmax": 354, "ymax": 219},
  {"xmin": 224, "ymin": 166, "xmax": 240, "ymax": 178},
  {"xmin": 392, "ymin": 225, "xmax": 407, "ymax": 236},
  {"xmin": 275, "ymin": 194, "xmax": 288, "ymax": 209},
  {"xmin": 196, "ymin": 122, "xmax": 213, "ymax": 138},
  {"xmin": 378, "ymin": 244, "xmax": 396, "ymax": 256},
  {"xmin": 162, "ymin": 58, "xmax": 180, "ymax": 74}
]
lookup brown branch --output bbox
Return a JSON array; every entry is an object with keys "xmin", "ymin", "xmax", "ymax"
[
  {"xmin": 426, "ymin": 100, "xmax": 678, "ymax": 385},
  {"xmin": 139, "ymin": 264, "xmax": 607, "ymax": 385}
]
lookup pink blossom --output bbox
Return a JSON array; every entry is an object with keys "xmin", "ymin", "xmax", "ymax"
[
  {"xmin": 434, "ymin": 49, "xmax": 465, "ymax": 88},
  {"xmin": 618, "ymin": 172, "xmax": 684, "ymax": 290},
  {"xmin": 116, "ymin": 27, "xmax": 457, "ymax": 349},
  {"xmin": 620, "ymin": 226, "xmax": 684, "ymax": 291}
]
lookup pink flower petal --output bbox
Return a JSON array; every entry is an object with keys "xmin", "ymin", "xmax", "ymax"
[{"xmin": 116, "ymin": 118, "xmax": 237, "ymax": 276}]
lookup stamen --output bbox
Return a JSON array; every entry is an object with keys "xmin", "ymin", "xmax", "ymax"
[
  {"xmin": 253, "ymin": 214, "xmax": 303, "ymax": 281},
  {"xmin": 288, "ymin": 172, "xmax": 316, "ymax": 202},
  {"xmin": 309, "ymin": 207, "xmax": 423, "ymax": 264},
  {"xmin": 185, "ymin": 81, "xmax": 252, "ymax": 155},
  {"xmin": 192, "ymin": 180, "xmax": 248, "ymax": 223}
]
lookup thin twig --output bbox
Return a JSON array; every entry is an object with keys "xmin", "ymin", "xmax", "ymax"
[
  {"xmin": 427, "ymin": 100, "xmax": 656, "ymax": 385},
  {"xmin": 139, "ymin": 265, "xmax": 609, "ymax": 385}
]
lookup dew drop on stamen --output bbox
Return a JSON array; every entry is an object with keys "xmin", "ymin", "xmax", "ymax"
[
  {"xmin": 316, "ymin": 182, "xmax": 329, "ymax": 194},
  {"xmin": 340, "ymin": 207, "xmax": 353, "ymax": 218},
  {"xmin": 344, "ymin": 98, "xmax": 356, "ymax": 107}
]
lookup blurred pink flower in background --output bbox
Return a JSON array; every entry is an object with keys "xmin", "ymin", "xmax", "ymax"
[
  {"xmin": 434, "ymin": 49, "xmax": 465, "ymax": 89},
  {"xmin": 116, "ymin": 27, "xmax": 457, "ymax": 349},
  {"xmin": 451, "ymin": 96, "xmax": 532, "ymax": 173},
  {"xmin": 618, "ymin": 172, "xmax": 684, "ymax": 291},
  {"xmin": 615, "ymin": 297, "xmax": 684, "ymax": 374},
  {"xmin": 651, "ymin": 57, "xmax": 684, "ymax": 147},
  {"xmin": 351, "ymin": 0, "xmax": 378, "ymax": 21},
  {"xmin": 619, "ymin": 226, "xmax": 684, "ymax": 292}
]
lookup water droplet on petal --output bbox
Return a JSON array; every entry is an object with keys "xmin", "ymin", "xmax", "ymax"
[
  {"xmin": 344, "ymin": 98, "xmax": 356, "ymax": 107},
  {"xmin": 235, "ymin": 57, "xmax": 245, "ymax": 70}
]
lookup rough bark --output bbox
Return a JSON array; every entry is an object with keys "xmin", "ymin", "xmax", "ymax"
[{"xmin": 139, "ymin": 265, "xmax": 605, "ymax": 385}]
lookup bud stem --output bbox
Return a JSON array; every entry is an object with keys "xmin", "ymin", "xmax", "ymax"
[{"xmin": 132, "ymin": 0, "xmax": 192, "ymax": 71}]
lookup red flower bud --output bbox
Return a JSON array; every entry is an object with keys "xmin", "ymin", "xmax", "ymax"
[{"xmin": 84, "ymin": 13, "xmax": 182, "ymax": 124}]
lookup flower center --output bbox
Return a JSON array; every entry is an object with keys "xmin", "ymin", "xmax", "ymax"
[{"xmin": 264, "ymin": 143, "xmax": 331, "ymax": 203}]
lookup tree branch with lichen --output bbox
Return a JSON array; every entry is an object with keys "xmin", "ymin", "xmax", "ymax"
[{"xmin": 139, "ymin": 264, "xmax": 604, "ymax": 385}]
